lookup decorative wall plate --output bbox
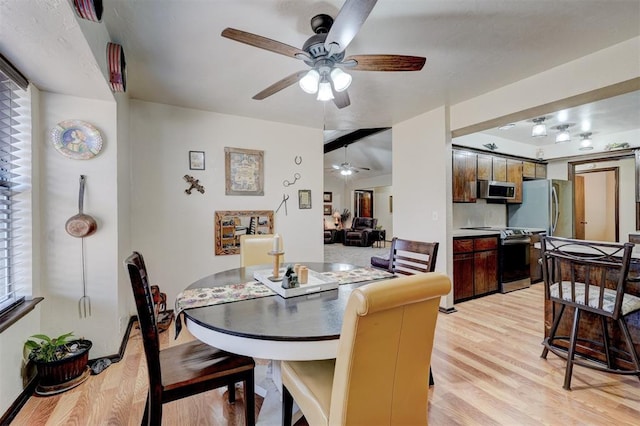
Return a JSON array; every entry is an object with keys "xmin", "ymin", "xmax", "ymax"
[
  {"xmin": 50, "ymin": 120, "xmax": 103, "ymax": 160},
  {"xmin": 107, "ymin": 42, "xmax": 126, "ymax": 93}
]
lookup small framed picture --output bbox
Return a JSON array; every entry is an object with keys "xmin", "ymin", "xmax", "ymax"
[
  {"xmin": 298, "ymin": 189, "xmax": 312, "ymax": 209},
  {"xmin": 323, "ymin": 205, "xmax": 332, "ymax": 215},
  {"xmin": 189, "ymin": 151, "xmax": 205, "ymax": 170},
  {"xmin": 323, "ymin": 192, "xmax": 332, "ymax": 202}
]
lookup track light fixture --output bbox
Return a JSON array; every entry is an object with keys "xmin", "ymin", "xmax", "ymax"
[
  {"xmin": 531, "ymin": 117, "xmax": 547, "ymax": 137},
  {"xmin": 579, "ymin": 132, "xmax": 593, "ymax": 150},
  {"xmin": 555, "ymin": 124, "xmax": 571, "ymax": 143}
]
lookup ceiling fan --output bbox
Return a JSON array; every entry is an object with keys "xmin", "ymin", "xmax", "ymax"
[
  {"xmin": 329, "ymin": 145, "xmax": 370, "ymax": 175},
  {"xmin": 221, "ymin": 0, "xmax": 426, "ymax": 109}
]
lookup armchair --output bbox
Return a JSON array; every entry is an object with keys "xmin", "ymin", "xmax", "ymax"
[{"xmin": 343, "ymin": 217, "xmax": 378, "ymax": 247}]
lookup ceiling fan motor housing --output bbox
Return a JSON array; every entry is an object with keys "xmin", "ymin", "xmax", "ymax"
[{"xmin": 302, "ymin": 33, "xmax": 345, "ymax": 67}]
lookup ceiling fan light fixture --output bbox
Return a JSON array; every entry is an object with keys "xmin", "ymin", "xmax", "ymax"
[
  {"xmin": 531, "ymin": 117, "xmax": 547, "ymax": 137},
  {"xmin": 317, "ymin": 79, "xmax": 334, "ymax": 101},
  {"xmin": 299, "ymin": 69, "xmax": 320, "ymax": 94},
  {"xmin": 555, "ymin": 124, "xmax": 571, "ymax": 143},
  {"xmin": 340, "ymin": 168, "xmax": 352, "ymax": 176},
  {"xmin": 330, "ymin": 67, "xmax": 352, "ymax": 92}
]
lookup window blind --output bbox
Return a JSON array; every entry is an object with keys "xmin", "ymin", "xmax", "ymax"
[{"xmin": 0, "ymin": 58, "xmax": 28, "ymax": 316}]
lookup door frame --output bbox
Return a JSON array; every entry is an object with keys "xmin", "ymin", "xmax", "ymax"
[{"xmin": 574, "ymin": 167, "xmax": 619, "ymax": 242}]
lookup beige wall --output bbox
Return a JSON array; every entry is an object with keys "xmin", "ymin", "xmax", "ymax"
[{"xmin": 129, "ymin": 101, "xmax": 324, "ymax": 305}]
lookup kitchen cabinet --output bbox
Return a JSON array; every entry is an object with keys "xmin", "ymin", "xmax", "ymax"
[
  {"xmin": 493, "ymin": 156, "xmax": 507, "ymax": 181},
  {"xmin": 524, "ymin": 161, "xmax": 547, "ymax": 180},
  {"xmin": 453, "ymin": 236, "xmax": 499, "ymax": 302},
  {"xmin": 477, "ymin": 154, "xmax": 492, "ymax": 181},
  {"xmin": 452, "ymin": 150, "xmax": 477, "ymax": 202},
  {"xmin": 523, "ymin": 161, "xmax": 536, "ymax": 179},
  {"xmin": 506, "ymin": 159, "xmax": 523, "ymax": 203}
]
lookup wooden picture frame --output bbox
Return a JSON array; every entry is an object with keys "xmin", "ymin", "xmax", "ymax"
[
  {"xmin": 225, "ymin": 147, "xmax": 264, "ymax": 196},
  {"xmin": 189, "ymin": 151, "xmax": 205, "ymax": 170},
  {"xmin": 214, "ymin": 210, "xmax": 274, "ymax": 255},
  {"xmin": 298, "ymin": 189, "xmax": 312, "ymax": 209},
  {"xmin": 323, "ymin": 205, "xmax": 332, "ymax": 215},
  {"xmin": 323, "ymin": 192, "xmax": 332, "ymax": 202}
]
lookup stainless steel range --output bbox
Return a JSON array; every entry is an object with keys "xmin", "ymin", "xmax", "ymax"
[{"xmin": 466, "ymin": 227, "xmax": 532, "ymax": 293}]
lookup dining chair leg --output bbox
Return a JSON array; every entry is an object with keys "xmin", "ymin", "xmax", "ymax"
[
  {"xmin": 563, "ymin": 308, "xmax": 581, "ymax": 390},
  {"xmin": 618, "ymin": 318, "xmax": 640, "ymax": 380},
  {"xmin": 542, "ymin": 303, "xmax": 565, "ymax": 359},
  {"xmin": 600, "ymin": 316, "xmax": 613, "ymax": 369},
  {"xmin": 228, "ymin": 382, "xmax": 236, "ymax": 403},
  {"xmin": 245, "ymin": 372, "xmax": 256, "ymax": 426},
  {"xmin": 141, "ymin": 393, "xmax": 150, "ymax": 426},
  {"xmin": 282, "ymin": 385, "xmax": 293, "ymax": 426}
]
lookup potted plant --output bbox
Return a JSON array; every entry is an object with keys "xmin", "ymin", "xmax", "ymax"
[{"xmin": 24, "ymin": 332, "xmax": 92, "ymax": 387}]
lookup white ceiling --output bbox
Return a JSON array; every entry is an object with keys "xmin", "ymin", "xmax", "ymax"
[{"xmin": 1, "ymin": 0, "xmax": 639, "ymax": 176}]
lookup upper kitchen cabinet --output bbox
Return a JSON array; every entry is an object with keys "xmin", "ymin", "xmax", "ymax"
[
  {"xmin": 523, "ymin": 161, "xmax": 547, "ymax": 179},
  {"xmin": 477, "ymin": 154, "xmax": 508, "ymax": 181},
  {"xmin": 506, "ymin": 159, "xmax": 523, "ymax": 203},
  {"xmin": 453, "ymin": 149, "xmax": 477, "ymax": 202}
]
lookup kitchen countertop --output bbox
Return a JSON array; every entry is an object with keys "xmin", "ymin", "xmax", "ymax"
[{"xmin": 452, "ymin": 229, "xmax": 501, "ymax": 238}]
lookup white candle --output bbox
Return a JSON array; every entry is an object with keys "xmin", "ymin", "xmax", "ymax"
[{"xmin": 273, "ymin": 234, "xmax": 280, "ymax": 252}]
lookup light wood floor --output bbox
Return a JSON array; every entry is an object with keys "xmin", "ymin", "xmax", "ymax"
[{"xmin": 11, "ymin": 284, "xmax": 640, "ymax": 425}]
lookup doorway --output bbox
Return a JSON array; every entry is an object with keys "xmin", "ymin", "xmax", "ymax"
[
  {"xmin": 574, "ymin": 167, "xmax": 619, "ymax": 242},
  {"xmin": 354, "ymin": 190, "xmax": 374, "ymax": 218}
]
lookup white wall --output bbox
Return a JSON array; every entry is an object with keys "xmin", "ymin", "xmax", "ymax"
[
  {"xmin": 39, "ymin": 93, "xmax": 120, "ymax": 358},
  {"xmin": 129, "ymin": 101, "xmax": 323, "ymax": 305},
  {"xmin": 393, "ymin": 107, "xmax": 452, "ymax": 309}
]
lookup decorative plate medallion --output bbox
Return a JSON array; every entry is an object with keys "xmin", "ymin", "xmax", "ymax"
[
  {"xmin": 107, "ymin": 42, "xmax": 126, "ymax": 93},
  {"xmin": 50, "ymin": 120, "xmax": 103, "ymax": 160}
]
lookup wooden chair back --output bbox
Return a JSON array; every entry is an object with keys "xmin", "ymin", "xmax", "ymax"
[
  {"xmin": 125, "ymin": 252, "xmax": 164, "ymax": 414},
  {"xmin": 541, "ymin": 236, "xmax": 633, "ymax": 319},
  {"xmin": 390, "ymin": 237, "xmax": 439, "ymax": 275}
]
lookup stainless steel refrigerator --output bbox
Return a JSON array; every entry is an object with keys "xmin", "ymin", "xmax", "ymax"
[{"xmin": 507, "ymin": 179, "xmax": 574, "ymax": 237}]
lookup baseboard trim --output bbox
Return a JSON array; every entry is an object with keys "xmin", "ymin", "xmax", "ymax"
[
  {"xmin": 439, "ymin": 306, "xmax": 457, "ymax": 314},
  {"xmin": 1, "ymin": 315, "xmax": 137, "ymax": 425}
]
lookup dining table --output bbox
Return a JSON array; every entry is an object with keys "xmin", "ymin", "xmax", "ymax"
[{"xmin": 176, "ymin": 262, "xmax": 395, "ymax": 424}]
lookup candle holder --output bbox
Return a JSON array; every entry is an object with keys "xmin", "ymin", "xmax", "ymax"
[{"xmin": 268, "ymin": 250, "xmax": 285, "ymax": 281}]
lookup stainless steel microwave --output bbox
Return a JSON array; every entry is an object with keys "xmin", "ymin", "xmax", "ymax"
[{"xmin": 478, "ymin": 180, "xmax": 516, "ymax": 200}]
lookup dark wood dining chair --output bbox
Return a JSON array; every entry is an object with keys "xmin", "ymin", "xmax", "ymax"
[
  {"xmin": 389, "ymin": 237, "xmax": 439, "ymax": 275},
  {"xmin": 388, "ymin": 237, "xmax": 440, "ymax": 386},
  {"xmin": 540, "ymin": 236, "xmax": 640, "ymax": 390},
  {"xmin": 125, "ymin": 252, "xmax": 256, "ymax": 425}
]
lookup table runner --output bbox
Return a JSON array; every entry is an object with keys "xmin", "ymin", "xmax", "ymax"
[{"xmin": 174, "ymin": 267, "xmax": 395, "ymax": 337}]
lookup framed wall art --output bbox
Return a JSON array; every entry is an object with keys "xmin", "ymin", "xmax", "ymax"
[
  {"xmin": 298, "ymin": 189, "xmax": 312, "ymax": 209},
  {"xmin": 323, "ymin": 192, "xmax": 332, "ymax": 202},
  {"xmin": 323, "ymin": 205, "xmax": 332, "ymax": 215},
  {"xmin": 214, "ymin": 210, "xmax": 274, "ymax": 255},
  {"xmin": 189, "ymin": 151, "xmax": 205, "ymax": 170},
  {"xmin": 225, "ymin": 147, "xmax": 264, "ymax": 196}
]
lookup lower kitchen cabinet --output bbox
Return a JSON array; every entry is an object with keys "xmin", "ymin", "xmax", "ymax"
[{"xmin": 453, "ymin": 236, "xmax": 499, "ymax": 302}]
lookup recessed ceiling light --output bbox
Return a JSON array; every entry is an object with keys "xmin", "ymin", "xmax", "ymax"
[{"xmin": 498, "ymin": 123, "xmax": 515, "ymax": 130}]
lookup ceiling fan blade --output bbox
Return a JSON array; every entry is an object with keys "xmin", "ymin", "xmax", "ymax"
[
  {"xmin": 222, "ymin": 28, "xmax": 308, "ymax": 60},
  {"xmin": 324, "ymin": 0, "xmax": 377, "ymax": 54},
  {"xmin": 343, "ymin": 54, "xmax": 426, "ymax": 71},
  {"xmin": 252, "ymin": 70, "xmax": 308, "ymax": 100}
]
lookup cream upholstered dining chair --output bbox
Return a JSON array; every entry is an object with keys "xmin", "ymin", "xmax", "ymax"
[
  {"xmin": 281, "ymin": 272, "xmax": 451, "ymax": 426},
  {"xmin": 239, "ymin": 234, "xmax": 284, "ymax": 267}
]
